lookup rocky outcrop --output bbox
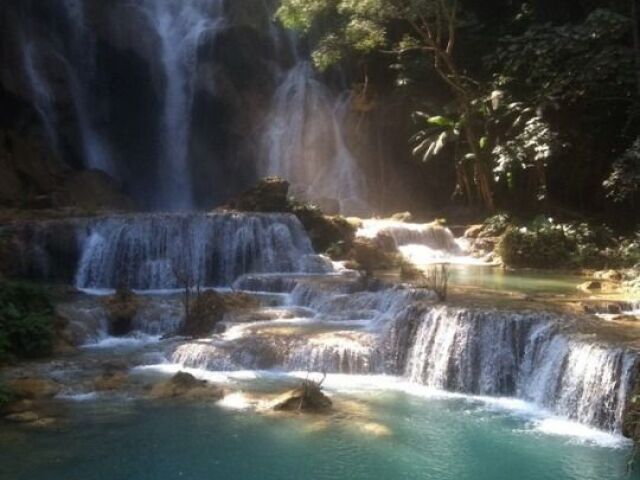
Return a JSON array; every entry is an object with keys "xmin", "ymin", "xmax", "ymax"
[
  {"xmin": 180, "ymin": 291, "xmax": 260, "ymax": 338},
  {"xmin": 101, "ymin": 289, "xmax": 142, "ymax": 336},
  {"xmin": 272, "ymin": 379, "xmax": 332, "ymax": 413},
  {"xmin": 222, "ymin": 177, "xmax": 357, "ymax": 254},
  {"xmin": 224, "ymin": 177, "xmax": 290, "ymax": 212},
  {"xmin": 6, "ymin": 377, "xmax": 60, "ymax": 399},
  {"xmin": 149, "ymin": 371, "xmax": 224, "ymax": 401}
]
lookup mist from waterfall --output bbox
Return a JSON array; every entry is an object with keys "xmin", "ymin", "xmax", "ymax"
[
  {"xmin": 60, "ymin": 0, "xmax": 115, "ymax": 176},
  {"xmin": 141, "ymin": 0, "xmax": 225, "ymax": 211},
  {"xmin": 261, "ymin": 59, "xmax": 369, "ymax": 215}
]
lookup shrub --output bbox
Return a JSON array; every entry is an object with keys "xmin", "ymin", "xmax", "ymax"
[
  {"xmin": 0, "ymin": 282, "xmax": 54, "ymax": 360},
  {"xmin": 498, "ymin": 227, "xmax": 573, "ymax": 268}
]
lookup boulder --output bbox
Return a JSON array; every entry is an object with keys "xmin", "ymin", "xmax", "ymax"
[
  {"xmin": 94, "ymin": 371, "xmax": 128, "ymax": 392},
  {"xmin": 272, "ymin": 382, "xmax": 332, "ymax": 413},
  {"xmin": 7, "ymin": 378, "xmax": 60, "ymax": 399},
  {"xmin": 349, "ymin": 239, "xmax": 399, "ymax": 274},
  {"xmin": 578, "ymin": 280, "xmax": 602, "ymax": 292},
  {"xmin": 101, "ymin": 288, "xmax": 142, "ymax": 336},
  {"xmin": 180, "ymin": 290, "xmax": 260, "ymax": 337},
  {"xmin": 225, "ymin": 177, "xmax": 290, "ymax": 212},
  {"xmin": 4, "ymin": 411, "xmax": 40, "ymax": 423},
  {"xmin": 149, "ymin": 372, "xmax": 224, "ymax": 401},
  {"xmin": 292, "ymin": 203, "xmax": 356, "ymax": 253},
  {"xmin": 464, "ymin": 224, "xmax": 484, "ymax": 239},
  {"xmin": 593, "ymin": 269, "xmax": 623, "ymax": 282}
]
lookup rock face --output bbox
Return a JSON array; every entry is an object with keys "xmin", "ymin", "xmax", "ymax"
[
  {"xmin": 180, "ymin": 290, "xmax": 260, "ymax": 338},
  {"xmin": 272, "ymin": 380, "xmax": 332, "ymax": 413},
  {"xmin": 223, "ymin": 177, "xmax": 357, "ymax": 254},
  {"xmin": 149, "ymin": 371, "xmax": 224, "ymax": 401},
  {"xmin": 225, "ymin": 177, "xmax": 290, "ymax": 213},
  {"xmin": 102, "ymin": 289, "xmax": 142, "ymax": 336},
  {"xmin": 6, "ymin": 378, "xmax": 60, "ymax": 399}
]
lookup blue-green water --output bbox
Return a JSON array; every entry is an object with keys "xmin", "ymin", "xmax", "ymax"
[
  {"xmin": 1, "ymin": 389, "xmax": 636, "ymax": 480},
  {"xmin": 448, "ymin": 265, "xmax": 584, "ymax": 295}
]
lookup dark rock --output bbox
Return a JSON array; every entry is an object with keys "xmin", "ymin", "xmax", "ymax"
[
  {"xmin": 149, "ymin": 371, "xmax": 224, "ymax": 401},
  {"xmin": 272, "ymin": 381, "xmax": 332, "ymax": 413},
  {"xmin": 180, "ymin": 290, "xmax": 260, "ymax": 338},
  {"xmin": 225, "ymin": 177, "xmax": 290, "ymax": 213},
  {"xmin": 102, "ymin": 288, "xmax": 141, "ymax": 336}
]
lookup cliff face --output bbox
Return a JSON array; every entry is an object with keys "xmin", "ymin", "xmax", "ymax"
[
  {"xmin": 0, "ymin": 0, "xmax": 278, "ymax": 210},
  {"xmin": 0, "ymin": 0, "xmax": 435, "ymax": 215}
]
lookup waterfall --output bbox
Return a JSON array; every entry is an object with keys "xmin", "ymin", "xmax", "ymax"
[
  {"xmin": 21, "ymin": 40, "xmax": 59, "ymax": 153},
  {"xmin": 261, "ymin": 61, "xmax": 369, "ymax": 215},
  {"xmin": 399, "ymin": 306, "xmax": 637, "ymax": 432},
  {"xmin": 169, "ymin": 276, "xmax": 639, "ymax": 432},
  {"xmin": 141, "ymin": 0, "xmax": 225, "ymax": 210},
  {"xmin": 74, "ymin": 213, "xmax": 331, "ymax": 289}
]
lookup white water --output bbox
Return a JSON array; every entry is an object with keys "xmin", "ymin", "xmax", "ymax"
[
  {"xmin": 262, "ymin": 61, "xmax": 369, "ymax": 215},
  {"xmin": 357, "ymin": 219, "xmax": 487, "ymax": 265},
  {"xmin": 141, "ymin": 0, "xmax": 225, "ymax": 210},
  {"xmin": 74, "ymin": 213, "xmax": 331, "ymax": 289},
  {"xmin": 159, "ymin": 273, "xmax": 638, "ymax": 434}
]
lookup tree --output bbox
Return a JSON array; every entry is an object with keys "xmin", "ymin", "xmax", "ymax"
[{"xmin": 277, "ymin": 0, "xmax": 496, "ymax": 210}]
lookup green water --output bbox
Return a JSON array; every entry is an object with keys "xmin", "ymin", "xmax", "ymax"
[
  {"xmin": 448, "ymin": 265, "xmax": 584, "ymax": 295},
  {"xmin": 1, "ymin": 390, "xmax": 636, "ymax": 480}
]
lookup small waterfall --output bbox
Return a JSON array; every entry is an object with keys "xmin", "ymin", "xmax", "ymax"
[
  {"xmin": 358, "ymin": 219, "xmax": 461, "ymax": 252},
  {"xmin": 261, "ymin": 61, "xmax": 369, "ymax": 215},
  {"xmin": 399, "ymin": 306, "xmax": 638, "ymax": 432},
  {"xmin": 75, "ymin": 213, "xmax": 330, "ymax": 289},
  {"xmin": 141, "ymin": 0, "xmax": 225, "ymax": 210}
]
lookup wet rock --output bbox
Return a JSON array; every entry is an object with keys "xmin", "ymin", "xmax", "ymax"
[
  {"xmin": 94, "ymin": 371, "xmax": 128, "ymax": 392},
  {"xmin": 578, "ymin": 280, "xmax": 602, "ymax": 291},
  {"xmin": 180, "ymin": 290, "xmax": 260, "ymax": 337},
  {"xmin": 149, "ymin": 372, "xmax": 224, "ymax": 401},
  {"xmin": 390, "ymin": 212, "xmax": 413, "ymax": 223},
  {"xmin": 623, "ymin": 372, "xmax": 640, "ymax": 443},
  {"xmin": 348, "ymin": 239, "xmax": 399, "ymax": 274},
  {"xmin": 4, "ymin": 411, "xmax": 40, "ymax": 423},
  {"xmin": 102, "ymin": 288, "xmax": 142, "ymax": 336},
  {"xmin": 272, "ymin": 382, "xmax": 332, "ymax": 413},
  {"xmin": 225, "ymin": 177, "xmax": 290, "ymax": 212},
  {"xmin": 7, "ymin": 378, "xmax": 60, "ymax": 399},
  {"xmin": 1, "ymin": 399, "xmax": 34, "ymax": 415},
  {"xmin": 464, "ymin": 224, "xmax": 483, "ymax": 238},
  {"xmin": 593, "ymin": 269, "xmax": 623, "ymax": 282},
  {"xmin": 292, "ymin": 204, "xmax": 356, "ymax": 253}
]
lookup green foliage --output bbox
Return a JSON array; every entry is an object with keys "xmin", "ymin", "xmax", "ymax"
[
  {"xmin": 604, "ymin": 137, "xmax": 640, "ymax": 203},
  {"xmin": 0, "ymin": 282, "xmax": 54, "ymax": 361},
  {"xmin": 498, "ymin": 225, "xmax": 572, "ymax": 269},
  {"xmin": 491, "ymin": 9, "xmax": 634, "ymax": 105},
  {"xmin": 482, "ymin": 213, "xmax": 511, "ymax": 237},
  {"xmin": 498, "ymin": 217, "xmax": 640, "ymax": 269}
]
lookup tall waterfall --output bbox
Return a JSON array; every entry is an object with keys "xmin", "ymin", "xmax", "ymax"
[
  {"xmin": 74, "ymin": 213, "xmax": 330, "ymax": 289},
  {"xmin": 141, "ymin": 0, "xmax": 225, "ymax": 210},
  {"xmin": 21, "ymin": 39, "xmax": 59, "ymax": 153},
  {"xmin": 261, "ymin": 61, "xmax": 369, "ymax": 215}
]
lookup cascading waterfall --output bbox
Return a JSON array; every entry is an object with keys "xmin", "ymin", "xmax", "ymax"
[
  {"xmin": 169, "ymin": 276, "xmax": 638, "ymax": 433},
  {"xmin": 141, "ymin": 0, "xmax": 225, "ymax": 210},
  {"xmin": 74, "ymin": 213, "xmax": 331, "ymax": 290},
  {"xmin": 261, "ymin": 61, "xmax": 369, "ymax": 215}
]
